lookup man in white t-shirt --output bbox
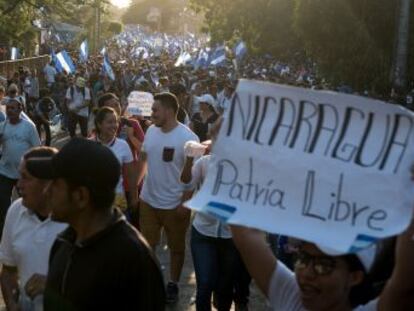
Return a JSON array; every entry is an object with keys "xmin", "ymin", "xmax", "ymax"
[
  {"xmin": 0, "ymin": 147, "xmax": 66, "ymax": 311},
  {"xmin": 137, "ymin": 92, "xmax": 199, "ymax": 304},
  {"xmin": 65, "ymin": 77, "xmax": 91, "ymax": 138}
]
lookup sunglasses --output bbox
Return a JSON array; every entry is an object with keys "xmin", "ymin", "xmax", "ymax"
[{"xmin": 293, "ymin": 251, "xmax": 337, "ymax": 276}]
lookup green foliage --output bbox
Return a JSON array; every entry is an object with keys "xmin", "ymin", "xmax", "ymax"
[
  {"xmin": 191, "ymin": 0, "xmax": 414, "ymax": 93},
  {"xmin": 0, "ymin": 0, "xmax": 92, "ymax": 46},
  {"xmin": 294, "ymin": 0, "xmax": 402, "ymax": 93},
  {"xmin": 190, "ymin": 0, "xmax": 300, "ymax": 59},
  {"xmin": 107, "ymin": 21, "xmax": 124, "ymax": 34},
  {"xmin": 0, "ymin": 0, "xmax": 116, "ymax": 55}
]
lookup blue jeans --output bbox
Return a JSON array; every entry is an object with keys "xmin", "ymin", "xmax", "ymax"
[{"xmin": 191, "ymin": 226, "xmax": 238, "ymax": 311}]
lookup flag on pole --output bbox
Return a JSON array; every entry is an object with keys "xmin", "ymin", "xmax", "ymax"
[
  {"xmin": 10, "ymin": 47, "xmax": 19, "ymax": 60},
  {"xmin": 51, "ymin": 50, "xmax": 63, "ymax": 73},
  {"xmin": 195, "ymin": 48, "xmax": 210, "ymax": 69},
  {"xmin": 100, "ymin": 46, "xmax": 107, "ymax": 56},
  {"xmin": 79, "ymin": 40, "xmax": 89, "ymax": 63},
  {"xmin": 54, "ymin": 33, "xmax": 61, "ymax": 42},
  {"xmin": 209, "ymin": 45, "xmax": 226, "ymax": 66},
  {"xmin": 56, "ymin": 50, "xmax": 76, "ymax": 74},
  {"xmin": 174, "ymin": 52, "xmax": 192, "ymax": 67},
  {"xmin": 234, "ymin": 41, "xmax": 247, "ymax": 60},
  {"xmin": 103, "ymin": 55, "xmax": 115, "ymax": 81}
]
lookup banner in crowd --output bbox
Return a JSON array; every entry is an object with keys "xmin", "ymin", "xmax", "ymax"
[
  {"xmin": 186, "ymin": 80, "xmax": 414, "ymax": 253},
  {"xmin": 126, "ymin": 91, "xmax": 153, "ymax": 117}
]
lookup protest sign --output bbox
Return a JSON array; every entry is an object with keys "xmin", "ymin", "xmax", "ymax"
[
  {"xmin": 127, "ymin": 91, "xmax": 153, "ymax": 117},
  {"xmin": 185, "ymin": 80, "xmax": 414, "ymax": 253}
]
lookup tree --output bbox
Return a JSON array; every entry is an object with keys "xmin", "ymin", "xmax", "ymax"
[
  {"xmin": 0, "ymin": 0, "xmax": 117, "ymax": 55},
  {"xmin": 0, "ymin": 0, "xmax": 92, "ymax": 48},
  {"xmin": 190, "ymin": 0, "xmax": 301, "ymax": 59},
  {"xmin": 392, "ymin": 0, "xmax": 412, "ymax": 91},
  {"xmin": 294, "ymin": 0, "xmax": 403, "ymax": 93},
  {"xmin": 122, "ymin": 0, "xmax": 186, "ymax": 32},
  {"xmin": 191, "ymin": 0, "xmax": 414, "ymax": 94},
  {"xmin": 107, "ymin": 21, "xmax": 124, "ymax": 34}
]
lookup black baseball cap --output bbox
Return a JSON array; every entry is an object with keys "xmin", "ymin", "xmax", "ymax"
[{"xmin": 26, "ymin": 138, "xmax": 120, "ymax": 192}]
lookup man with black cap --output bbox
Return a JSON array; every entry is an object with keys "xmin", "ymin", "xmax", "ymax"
[{"xmin": 26, "ymin": 138, "xmax": 165, "ymax": 310}]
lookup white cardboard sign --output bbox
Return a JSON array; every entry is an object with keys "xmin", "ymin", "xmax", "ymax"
[
  {"xmin": 185, "ymin": 80, "xmax": 414, "ymax": 253},
  {"xmin": 127, "ymin": 91, "xmax": 153, "ymax": 117}
]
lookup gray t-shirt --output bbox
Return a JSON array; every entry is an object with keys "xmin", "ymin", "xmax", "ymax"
[
  {"xmin": 0, "ymin": 119, "xmax": 40, "ymax": 179},
  {"xmin": 268, "ymin": 261, "xmax": 378, "ymax": 311}
]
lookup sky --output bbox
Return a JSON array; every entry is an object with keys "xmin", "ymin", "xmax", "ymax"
[{"xmin": 110, "ymin": 0, "xmax": 131, "ymax": 8}]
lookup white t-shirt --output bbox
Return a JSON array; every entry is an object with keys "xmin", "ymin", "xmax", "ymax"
[
  {"xmin": 190, "ymin": 155, "xmax": 231, "ymax": 238},
  {"xmin": 107, "ymin": 138, "xmax": 134, "ymax": 194},
  {"xmin": 0, "ymin": 199, "xmax": 67, "ymax": 310},
  {"xmin": 140, "ymin": 123, "xmax": 199, "ymax": 209},
  {"xmin": 65, "ymin": 86, "xmax": 91, "ymax": 118},
  {"xmin": 268, "ymin": 261, "xmax": 378, "ymax": 311}
]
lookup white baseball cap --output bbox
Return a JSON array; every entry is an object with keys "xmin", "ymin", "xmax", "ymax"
[
  {"xmin": 317, "ymin": 244, "xmax": 377, "ymax": 273},
  {"xmin": 198, "ymin": 94, "xmax": 216, "ymax": 107}
]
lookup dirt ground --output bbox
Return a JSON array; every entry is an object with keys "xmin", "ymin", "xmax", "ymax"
[{"xmin": 0, "ymin": 229, "xmax": 269, "ymax": 311}]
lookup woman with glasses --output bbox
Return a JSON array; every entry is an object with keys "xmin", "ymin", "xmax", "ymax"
[{"xmin": 231, "ymin": 220, "xmax": 414, "ymax": 311}]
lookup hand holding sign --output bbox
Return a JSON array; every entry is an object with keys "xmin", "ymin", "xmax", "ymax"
[
  {"xmin": 127, "ymin": 91, "xmax": 154, "ymax": 117},
  {"xmin": 185, "ymin": 79, "xmax": 414, "ymax": 254}
]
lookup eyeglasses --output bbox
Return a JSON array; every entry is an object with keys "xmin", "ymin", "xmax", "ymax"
[{"xmin": 293, "ymin": 251, "xmax": 337, "ymax": 276}]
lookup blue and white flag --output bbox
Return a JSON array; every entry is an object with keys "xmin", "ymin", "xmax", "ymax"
[
  {"xmin": 54, "ymin": 33, "xmax": 61, "ymax": 42},
  {"xmin": 209, "ymin": 45, "xmax": 226, "ymax": 66},
  {"xmin": 234, "ymin": 41, "xmax": 247, "ymax": 60},
  {"xmin": 174, "ymin": 51, "xmax": 192, "ymax": 67},
  {"xmin": 100, "ymin": 46, "xmax": 107, "ymax": 56},
  {"xmin": 79, "ymin": 40, "xmax": 89, "ymax": 63},
  {"xmin": 56, "ymin": 50, "xmax": 76, "ymax": 74},
  {"xmin": 195, "ymin": 48, "xmax": 210, "ymax": 69},
  {"xmin": 51, "ymin": 50, "xmax": 63, "ymax": 73},
  {"xmin": 103, "ymin": 55, "xmax": 115, "ymax": 81},
  {"xmin": 10, "ymin": 47, "xmax": 19, "ymax": 60}
]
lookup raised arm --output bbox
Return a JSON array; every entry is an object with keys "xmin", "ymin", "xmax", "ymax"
[
  {"xmin": 378, "ymin": 217, "xmax": 414, "ymax": 311},
  {"xmin": 230, "ymin": 225, "xmax": 277, "ymax": 297}
]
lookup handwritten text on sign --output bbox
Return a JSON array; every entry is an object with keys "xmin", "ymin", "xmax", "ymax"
[
  {"xmin": 185, "ymin": 80, "xmax": 414, "ymax": 253},
  {"xmin": 127, "ymin": 91, "xmax": 154, "ymax": 117}
]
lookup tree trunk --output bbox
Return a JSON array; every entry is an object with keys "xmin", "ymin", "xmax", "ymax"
[{"xmin": 392, "ymin": 0, "xmax": 412, "ymax": 91}]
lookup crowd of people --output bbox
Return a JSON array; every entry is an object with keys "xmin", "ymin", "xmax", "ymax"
[{"xmin": 0, "ymin": 25, "xmax": 412, "ymax": 311}]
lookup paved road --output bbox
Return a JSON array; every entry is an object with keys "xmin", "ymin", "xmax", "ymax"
[
  {"xmin": 54, "ymin": 131, "xmax": 270, "ymax": 310},
  {"xmin": 0, "ymin": 130, "xmax": 269, "ymax": 310}
]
